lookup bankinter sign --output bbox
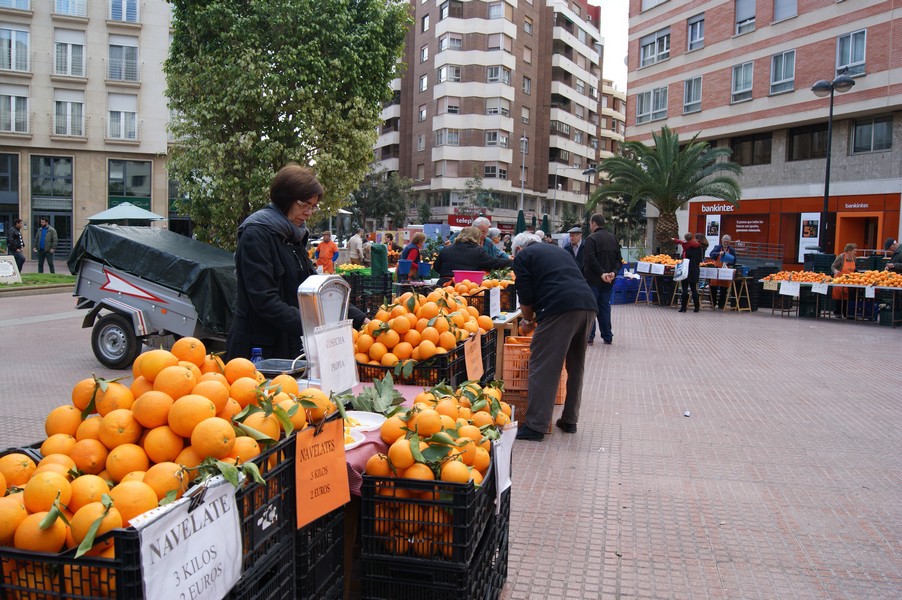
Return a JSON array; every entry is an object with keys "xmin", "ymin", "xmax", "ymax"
[{"xmin": 700, "ymin": 203, "xmax": 736, "ymax": 213}]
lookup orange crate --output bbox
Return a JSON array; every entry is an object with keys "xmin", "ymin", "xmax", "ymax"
[
  {"xmin": 501, "ymin": 337, "xmax": 566, "ymax": 403},
  {"xmin": 504, "ymin": 390, "xmax": 553, "ymax": 434}
]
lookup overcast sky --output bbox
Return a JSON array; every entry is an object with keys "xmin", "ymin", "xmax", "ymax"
[{"xmin": 593, "ymin": 0, "xmax": 629, "ymax": 90}]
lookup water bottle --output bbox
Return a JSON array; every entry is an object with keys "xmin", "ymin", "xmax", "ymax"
[{"xmin": 250, "ymin": 347, "xmax": 263, "ymax": 364}]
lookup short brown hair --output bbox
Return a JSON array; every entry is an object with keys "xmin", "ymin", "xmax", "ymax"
[
  {"xmin": 270, "ymin": 163, "xmax": 324, "ymax": 214},
  {"xmin": 411, "ymin": 232, "xmax": 426, "ymax": 245},
  {"xmin": 455, "ymin": 226, "xmax": 483, "ymax": 245},
  {"xmin": 590, "ymin": 213, "xmax": 605, "ymax": 227},
  {"xmin": 843, "ymin": 243, "xmax": 857, "ymax": 253}
]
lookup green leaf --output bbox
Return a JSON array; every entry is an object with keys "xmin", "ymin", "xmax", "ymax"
[
  {"xmin": 420, "ymin": 445, "xmax": 452, "ymax": 464},
  {"xmin": 161, "ymin": 489, "xmax": 179, "ymax": 506},
  {"xmin": 242, "ymin": 462, "xmax": 265, "ymax": 485},
  {"xmin": 235, "ymin": 422, "xmax": 276, "ymax": 443},
  {"xmin": 427, "ymin": 431, "xmax": 456, "ymax": 446},
  {"xmin": 216, "ymin": 460, "xmax": 241, "ymax": 487},
  {"xmin": 74, "ymin": 496, "xmax": 113, "ymax": 558},
  {"xmin": 409, "ymin": 432, "xmax": 424, "ymax": 462},
  {"xmin": 272, "ymin": 404, "xmax": 294, "ymax": 437},
  {"xmin": 401, "ymin": 360, "xmax": 415, "ymax": 378}
]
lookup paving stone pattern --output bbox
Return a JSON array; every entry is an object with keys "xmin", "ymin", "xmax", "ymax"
[{"xmin": 1, "ymin": 291, "xmax": 900, "ymax": 599}]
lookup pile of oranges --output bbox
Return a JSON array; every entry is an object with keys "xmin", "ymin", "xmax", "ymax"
[
  {"xmin": 362, "ymin": 381, "xmax": 510, "ymax": 558},
  {"xmin": 0, "ymin": 337, "xmax": 335, "ymax": 560},
  {"xmin": 640, "ymin": 254, "xmax": 680, "ymax": 265},
  {"xmin": 762, "ymin": 271, "xmax": 833, "ymax": 283},
  {"xmin": 353, "ymin": 289, "xmax": 495, "ymax": 367},
  {"xmin": 833, "ymin": 269, "xmax": 902, "ymax": 288},
  {"xmin": 443, "ymin": 276, "xmax": 514, "ymax": 297}
]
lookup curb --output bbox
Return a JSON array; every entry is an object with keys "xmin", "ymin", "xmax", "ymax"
[{"xmin": 0, "ymin": 284, "xmax": 74, "ymax": 298}]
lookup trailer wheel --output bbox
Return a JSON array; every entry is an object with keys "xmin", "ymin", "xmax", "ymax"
[{"xmin": 92, "ymin": 313, "xmax": 141, "ymax": 370}]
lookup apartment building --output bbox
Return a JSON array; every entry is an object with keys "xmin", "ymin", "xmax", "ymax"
[
  {"xmin": 379, "ymin": 0, "xmax": 612, "ymax": 233},
  {"xmin": 628, "ymin": 0, "xmax": 901, "ymax": 263},
  {"xmin": 0, "ymin": 0, "xmax": 173, "ymax": 257}
]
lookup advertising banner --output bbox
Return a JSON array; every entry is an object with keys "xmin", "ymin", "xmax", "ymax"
[
  {"xmin": 798, "ymin": 212, "xmax": 821, "ymax": 262},
  {"xmin": 705, "ymin": 214, "xmax": 721, "ymax": 251}
]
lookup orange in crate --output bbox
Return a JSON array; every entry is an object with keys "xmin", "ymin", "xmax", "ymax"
[{"xmin": 502, "ymin": 336, "xmax": 567, "ymax": 406}]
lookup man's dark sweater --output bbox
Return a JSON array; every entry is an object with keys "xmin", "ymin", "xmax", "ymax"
[{"xmin": 513, "ymin": 242, "xmax": 597, "ymax": 322}]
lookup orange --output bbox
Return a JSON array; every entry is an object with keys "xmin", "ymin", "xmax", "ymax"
[
  {"xmin": 68, "ymin": 475, "xmax": 111, "ymax": 514},
  {"xmin": 191, "ymin": 380, "xmax": 230, "ymax": 413},
  {"xmin": 69, "ymin": 438, "xmax": 109, "ymax": 475},
  {"xmin": 409, "ymin": 409, "xmax": 442, "ymax": 437},
  {"xmin": 175, "ymin": 446, "xmax": 205, "ymax": 469},
  {"xmin": 0, "ymin": 495, "xmax": 27, "ymax": 546},
  {"xmin": 402, "ymin": 329, "xmax": 421, "ymax": 347},
  {"xmin": 138, "ymin": 349, "xmax": 180, "ymax": 382},
  {"xmin": 98, "ymin": 409, "xmax": 143, "ymax": 449},
  {"xmin": 458, "ymin": 424, "xmax": 482, "ymax": 443},
  {"xmin": 45, "ymin": 404, "xmax": 84, "ymax": 437},
  {"xmin": 402, "ymin": 462, "xmax": 435, "ymax": 481},
  {"xmin": 377, "ymin": 329, "xmax": 400, "ymax": 350},
  {"xmin": 384, "ymin": 529, "xmax": 410, "ymax": 554},
  {"xmin": 75, "ymin": 416, "xmax": 103, "ymax": 441},
  {"xmin": 438, "ymin": 331, "xmax": 457, "ymax": 351},
  {"xmin": 420, "ymin": 327, "xmax": 440, "ymax": 345},
  {"xmin": 39, "ymin": 453, "xmax": 77, "ymax": 471},
  {"xmin": 434, "ymin": 398, "xmax": 459, "ymax": 419},
  {"xmin": 23, "ymin": 471, "xmax": 73, "ymax": 513},
  {"xmin": 418, "ymin": 301, "xmax": 439, "ymax": 320},
  {"xmin": 229, "ymin": 377, "xmax": 261, "ymax": 408},
  {"xmin": 94, "ymin": 382, "xmax": 135, "ymax": 416},
  {"xmin": 389, "ymin": 304, "xmax": 408, "ymax": 319},
  {"xmin": 227, "ymin": 437, "xmax": 261, "ymax": 463},
  {"xmin": 108, "ymin": 480, "xmax": 159, "ymax": 525},
  {"xmin": 380, "ymin": 352, "xmax": 399, "ymax": 367},
  {"xmin": 433, "ymin": 317, "xmax": 450, "ymax": 334},
  {"xmin": 33, "ymin": 462, "xmax": 72, "ymax": 479},
  {"xmin": 387, "ymin": 438, "xmax": 415, "ymax": 470},
  {"xmin": 366, "ymin": 319, "xmax": 383, "ymax": 335},
  {"xmin": 417, "ymin": 340, "xmax": 437, "ymax": 361},
  {"xmin": 168, "ymin": 394, "xmax": 217, "ymax": 437},
  {"xmin": 364, "ymin": 453, "xmax": 392, "ymax": 477},
  {"xmin": 132, "ymin": 352, "xmax": 144, "ymax": 379},
  {"xmin": 356, "ymin": 333, "xmax": 374, "ymax": 354},
  {"xmin": 143, "ymin": 426, "xmax": 185, "ymax": 463},
  {"xmin": 179, "ymin": 361, "xmax": 203, "ymax": 383},
  {"xmin": 380, "ymin": 414, "xmax": 407, "ymax": 445},
  {"xmin": 470, "ymin": 469, "xmax": 484, "ymax": 485},
  {"xmin": 132, "ymin": 390, "xmax": 175, "ymax": 429},
  {"xmin": 241, "ymin": 412, "xmax": 281, "ymax": 441},
  {"xmin": 143, "ymin": 462, "xmax": 187, "ymax": 501},
  {"xmin": 415, "ymin": 317, "xmax": 429, "ymax": 332},
  {"xmin": 392, "ymin": 342, "xmax": 413, "ymax": 360},
  {"xmin": 472, "ymin": 446, "xmax": 490, "ymax": 473},
  {"xmin": 223, "ymin": 357, "xmax": 256, "ymax": 384},
  {"xmin": 397, "ymin": 504, "xmax": 426, "ymax": 534},
  {"xmin": 105, "ymin": 444, "xmax": 150, "ymax": 483},
  {"xmin": 477, "ymin": 315, "xmax": 494, "ymax": 332},
  {"xmin": 153, "ymin": 365, "xmax": 197, "ymax": 400},
  {"xmin": 70, "ymin": 502, "xmax": 122, "ymax": 545},
  {"xmin": 199, "ymin": 371, "xmax": 230, "ymax": 387},
  {"xmin": 472, "ymin": 411, "xmax": 494, "ymax": 428},
  {"xmin": 14, "ymin": 512, "xmax": 67, "ymax": 553},
  {"xmin": 374, "ymin": 309, "xmax": 391, "ymax": 322},
  {"xmin": 454, "ymin": 437, "xmax": 477, "ymax": 465},
  {"xmin": 270, "ymin": 373, "xmax": 300, "ymax": 396},
  {"xmin": 200, "ymin": 353, "xmax": 226, "ymax": 375},
  {"xmin": 355, "ymin": 352, "xmax": 370, "ymax": 364},
  {"xmin": 390, "ymin": 316, "xmax": 410, "ymax": 335},
  {"xmin": 277, "ymin": 399, "xmax": 308, "ymax": 431},
  {"xmin": 41, "ymin": 433, "xmax": 78, "ymax": 457},
  {"xmin": 298, "ymin": 388, "xmax": 335, "ymax": 423},
  {"xmin": 190, "ymin": 417, "xmax": 236, "ymax": 459},
  {"xmin": 171, "ymin": 336, "xmax": 206, "ymax": 367},
  {"xmin": 494, "ymin": 412, "xmax": 511, "ymax": 426},
  {"xmin": 72, "ymin": 377, "xmax": 99, "ymax": 412},
  {"xmin": 130, "ymin": 375, "xmax": 155, "ymax": 398},
  {"xmin": 368, "ymin": 342, "xmax": 388, "ymax": 362},
  {"xmin": 0, "ymin": 453, "xmax": 37, "ymax": 486},
  {"xmin": 216, "ymin": 398, "xmax": 242, "ymax": 422}
]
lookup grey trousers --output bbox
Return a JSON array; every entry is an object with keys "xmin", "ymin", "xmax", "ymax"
[{"xmin": 524, "ymin": 309, "xmax": 596, "ymax": 432}]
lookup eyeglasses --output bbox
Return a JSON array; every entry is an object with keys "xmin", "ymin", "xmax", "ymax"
[{"xmin": 296, "ymin": 200, "xmax": 318, "ymax": 212}]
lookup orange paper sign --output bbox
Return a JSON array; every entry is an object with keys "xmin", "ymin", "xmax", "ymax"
[
  {"xmin": 295, "ymin": 418, "xmax": 350, "ymax": 529},
  {"xmin": 464, "ymin": 331, "xmax": 484, "ymax": 381}
]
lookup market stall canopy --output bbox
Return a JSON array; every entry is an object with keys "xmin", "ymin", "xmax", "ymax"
[{"xmin": 87, "ymin": 202, "xmax": 165, "ymax": 225}]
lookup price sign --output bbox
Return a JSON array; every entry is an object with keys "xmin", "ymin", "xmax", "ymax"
[
  {"xmin": 464, "ymin": 331, "xmax": 484, "ymax": 381},
  {"xmin": 312, "ymin": 321, "xmax": 357, "ymax": 395},
  {"xmin": 295, "ymin": 419, "xmax": 350, "ymax": 529},
  {"xmin": 811, "ymin": 282, "xmax": 829, "ymax": 295},
  {"xmin": 637, "ymin": 261, "xmax": 651, "ymax": 273},
  {"xmin": 717, "ymin": 268, "xmax": 735, "ymax": 280},
  {"xmin": 762, "ymin": 280, "xmax": 779, "ymax": 291},
  {"xmin": 137, "ymin": 478, "xmax": 242, "ymax": 600},
  {"xmin": 489, "ymin": 287, "xmax": 501, "ymax": 317},
  {"xmin": 699, "ymin": 267, "xmax": 715, "ymax": 279},
  {"xmin": 650, "ymin": 263, "xmax": 665, "ymax": 275},
  {"xmin": 865, "ymin": 286, "xmax": 876, "ymax": 298},
  {"xmin": 780, "ymin": 281, "xmax": 801, "ymax": 297}
]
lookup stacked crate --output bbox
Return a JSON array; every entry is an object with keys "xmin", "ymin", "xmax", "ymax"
[{"xmin": 501, "ymin": 337, "xmax": 567, "ymax": 432}]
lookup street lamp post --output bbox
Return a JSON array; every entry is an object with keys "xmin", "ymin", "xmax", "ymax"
[
  {"xmin": 811, "ymin": 72, "xmax": 855, "ymax": 253},
  {"xmin": 582, "ymin": 165, "xmax": 597, "ymax": 233},
  {"xmin": 519, "ymin": 135, "xmax": 527, "ymax": 213}
]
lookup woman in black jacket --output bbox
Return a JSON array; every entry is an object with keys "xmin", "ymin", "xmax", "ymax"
[
  {"xmin": 432, "ymin": 226, "xmax": 511, "ymax": 285},
  {"xmin": 679, "ymin": 236, "xmax": 703, "ymax": 313}
]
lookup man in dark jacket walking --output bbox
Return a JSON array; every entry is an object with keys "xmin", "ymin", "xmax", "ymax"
[
  {"xmin": 583, "ymin": 213, "xmax": 621, "ymax": 345},
  {"xmin": 6, "ymin": 218, "xmax": 25, "ymax": 272},
  {"xmin": 512, "ymin": 232, "xmax": 597, "ymax": 441},
  {"xmin": 33, "ymin": 217, "xmax": 58, "ymax": 274},
  {"xmin": 563, "ymin": 226, "xmax": 586, "ymax": 268}
]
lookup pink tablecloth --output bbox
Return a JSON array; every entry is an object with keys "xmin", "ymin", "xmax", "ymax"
[{"xmin": 344, "ymin": 383, "xmax": 422, "ymax": 495}]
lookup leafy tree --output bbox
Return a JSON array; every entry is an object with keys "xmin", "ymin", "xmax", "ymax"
[
  {"xmin": 417, "ymin": 200, "xmax": 433, "ymax": 225},
  {"xmin": 351, "ymin": 171, "xmax": 413, "ymax": 230},
  {"xmin": 561, "ymin": 204, "xmax": 581, "ymax": 230},
  {"xmin": 165, "ymin": 0, "xmax": 410, "ymax": 248},
  {"xmin": 599, "ymin": 194, "xmax": 646, "ymax": 250},
  {"xmin": 590, "ymin": 126, "xmax": 741, "ymax": 254},
  {"xmin": 459, "ymin": 168, "xmax": 499, "ymax": 213}
]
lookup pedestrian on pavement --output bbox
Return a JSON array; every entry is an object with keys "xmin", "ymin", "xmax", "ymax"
[
  {"xmin": 679, "ymin": 235, "xmax": 703, "ymax": 313},
  {"xmin": 672, "ymin": 232, "xmax": 694, "ymax": 258},
  {"xmin": 511, "ymin": 232, "xmax": 597, "ymax": 441},
  {"xmin": 563, "ymin": 226, "xmax": 585, "ymax": 268},
  {"xmin": 488, "ymin": 227, "xmax": 509, "ymax": 258},
  {"xmin": 314, "ymin": 230, "xmax": 339, "ymax": 274},
  {"xmin": 583, "ymin": 213, "xmax": 621, "ymax": 345},
  {"xmin": 473, "ymin": 216, "xmax": 508, "ymax": 259},
  {"xmin": 361, "ymin": 235, "xmax": 373, "ymax": 267},
  {"xmin": 885, "ymin": 239, "xmax": 902, "ymax": 273},
  {"xmin": 6, "ymin": 217, "xmax": 25, "ymax": 272},
  {"xmin": 33, "ymin": 217, "xmax": 58, "ymax": 274},
  {"xmin": 348, "ymin": 228, "xmax": 364, "ymax": 265},
  {"xmin": 708, "ymin": 235, "xmax": 737, "ymax": 309},
  {"xmin": 384, "ymin": 232, "xmax": 402, "ymax": 253},
  {"xmin": 831, "ymin": 243, "xmax": 857, "ymax": 318},
  {"xmin": 401, "ymin": 232, "xmax": 426, "ymax": 278},
  {"xmin": 432, "ymin": 226, "xmax": 511, "ymax": 285}
]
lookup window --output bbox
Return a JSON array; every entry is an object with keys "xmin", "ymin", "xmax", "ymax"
[
  {"xmin": 440, "ymin": 1, "xmax": 462, "ymax": 20},
  {"xmin": 485, "ymin": 131, "xmax": 509, "ymax": 147},
  {"xmin": 687, "ymin": 14, "xmax": 704, "ymax": 51},
  {"xmin": 109, "ymin": 160, "xmax": 151, "ymax": 199},
  {"xmin": 787, "ymin": 124, "xmax": 828, "ymax": 161},
  {"xmin": 485, "ymin": 97, "xmax": 510, "ymax": 116},
  {"xmin": 521, "ymin": 106, "xmax": 530, "ymax": 124},
  {"xmin": 837, "ymin": 30, "xmax": 866, "ymax": 76},
  {"xmin": 639, "ymin": 28, "xmax": 670, "ymax": 67},
  {"xmin": 31, "ymin": 156, "xmax": 73, "ymax": 199},
  {"xmin": 438, "ymin": 96, "xmax": 459, "ymax": 114},
  {"xmin": 774, "ymin": 0, "xmax": 797, "ymax": 22},
  {"xmin": 488, "ymin": 2, "xmax": 503, "ymax": 19},
  {"xmin": 735, "ymin": 0, "xmax": 755, "ymax": 34},
  {"xmin": 0, "ymin": 27, "xmax": 29, "ymax": 72},
  {"xmin": 437, "ymin": 65, "xmax": 461, "ymax": 83},
  {"xmin": 0, "ymin": 0, "xmax": 29, "ymax": 9},
  {"xmin": 109, "ymin": 37, "xmax": 139, "ymax": 82},
  {"xmin": 421, "ymin": 14, "xmax": 429, "ymax": 32},
  {"xmin": 417, "ymin": 135, "xmax": 425, "ymax": 151},
  {"xmin": 523, "ymin": 46, "xmax": 532, "ymax": 64},
  {"xmin": 108, "ymin": 93, "xmax": 137, "ymax": 140},
  {"xmin": 550, "ymin": 120, "xmax": 570, "ymax": 136},
  {"xmin": 0, "ymin": 84, "xmax": 28, "ymax": 133},
  {"xmin": 54, "ymin": 89, "xmax": 84, "ymax": 136},
  {"xmin": 636, "ymin": 87, "xmax": 667, "ymax": 124},
  {"xmin": 439, "ymin": 34, "xmax": 462, "ymax": 51},
  {"xmin": 55, "ymin": 29, "xmax": 85, "ymax": 77},
  {"xmin": 418, "ymin": 104, "xmax": 426, "ymax": 121},
  {"xmin": 435, "ymin": 129, "xmax": 459, "ymax": 146},
  {"xmin": 852, "ymin": 116, "xmax": 892, "ymax": 153},
  {"xmin": 770, "ymin": 50, "xmax": 795, "ymax": 94},
  {"xmin": 574, "ymin": 131, "xmax": 583, "ymax": 143},
  {"xmin": 55, "ymin": 0, "xmax": 87, "ymax": 17},
  {"xmin": 487, "ymin": 34, "xmax": 512, "ymax": 52},
  {"xmin": 484, "ymin": 163, "xmax": 507, "ymax": 179},
  {"xmin": 730, "ymin": 132, "xmax": 772, "ymax": 165},
  {"xmin": 419, "ymin": 74, "xmax": 428, "ymax": 92},
  {"xmin": 575, "ymin": 80, "xmax": 585, "ymax": 95},
  {"xmin": 109, "ymin": 0, "xmax": 138, "ymax": 23},
  {"xmin": 683, "ymin": 76, "xmax": 702, "ymax": 113},
  {"xmin": 434, "ymin": 160, "xmax": 458, "ymax": 178},
  {"xmin": 524, "ymin": 16, "xmax": 533, "ymax": 34},
  {"xmin": 641, "ymin": 0, "xmax": 665, "ymax": 9},
  {"xmin": 486, "ymin": 66, "xmax": 510, "ymax": 84},
  {"xmin": 731, "ymin": 62, "xmax": 753, "ymax": 103},
  {"xmin": 522, "ymin": 76, "xmax": 531, "ymax": 95},
  {"xmin": 420, "ymin": 45, "xmax": 428, "ymax": 63}
]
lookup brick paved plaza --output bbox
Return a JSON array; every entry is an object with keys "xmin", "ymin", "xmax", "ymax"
[{"xmin": 1, "ymin": 290, "xmax": 899, "ymax": 599}]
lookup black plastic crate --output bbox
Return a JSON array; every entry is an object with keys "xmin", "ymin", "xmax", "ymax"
[
  {"xmin": 225, "ymin": 540, "xmax": 296, "ymax": 600},
  {"xmin": 358, "ymin": 343, "xmax": 468, "ymax": 388},
  {"xmin": 464, "ymin": 289, "xmax": 489, "ymax": 315},
  {"xmin": 344, "ymin": 273, "xmax": 394, "ymax": 318},
  {"xmin": 360, "ymin": 448, "xmax": 496, "ymax": 565},
  {"xmin": 296, "ymin": 506, "xmax": 344, "ymax": 599},
  {"xmin": 499, "ymin": 286, "xmax": 517, "ymax": 312},
  {"xmin": 487, "ymin": 489, "xmax": 511, "ymax": 600},
  {"xmin": 481, "ymin": 329, "xmax": 497, "ymax": 383}
]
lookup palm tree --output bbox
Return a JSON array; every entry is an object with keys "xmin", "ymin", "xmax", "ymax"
[{"xmin": 589, "ymin": 126, "xmax": 741, "ymax": 254}]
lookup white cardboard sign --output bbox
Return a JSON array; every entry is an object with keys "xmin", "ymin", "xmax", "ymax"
[
  {"xmin": 637, "ymin": 261, "xmax": 651, "ymax": 273},
  {"xmin": 650, "ymin": 263, "xmax": 665, "ymax": 275},
  {"xmin": 313, "ymin": 320, "xmax": 358, "ymax": 395},
  {"xmin": 780, "ymin": 281, "xmax": 801, "ymax": 297},
  {"xmin": 811, "ymin": 282, "xmax": 829, "ymax": 295},
  {"xmin": 489, "ymin": 286, "xmax": 501, "ymax": 317},
  {"xmin": 699, "ymin": 267, "xmax": 715, "ymax": 279},
  {"xmin": 717, "ymin": 268, "xmax": 735, "ymax": 280},
  {"xmin": 137, "ymin": 478, "xmax": 242, "ymax": 600},
  {"xmin": 865, "ymin": 286, "xmax": 876, "ymax": 298}
]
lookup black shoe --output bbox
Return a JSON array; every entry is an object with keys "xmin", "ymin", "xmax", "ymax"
[
  {"xmin": 603, "ymin": 339, "xmax": 612, "ymax": 345},
  {"xmin": 587, "ymin": 339, "xmax": 594, "ymax": 346},
  {"xmin": 555, "ymin": 418, "xmax": 577, "ymax": 434},
  {"xmin": 694, "ymin": 307, "xmax": 700, "ymax": 313},
  {"xmin": 515, "ymin": 426, "xmax": 544, "ymax": 441},
  {"xmin": 678, "ymin": 307, "xmax": 687, "ymax": 313}
]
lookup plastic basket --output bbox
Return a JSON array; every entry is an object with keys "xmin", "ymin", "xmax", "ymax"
[
  {"xmin": 296, "ymin": 506, "xmax": 344, "ymax": 599},
  {"xmin": 501, "ymin": 337, "xmax": 567, "ymax": 402},
  {"xmin": 225, "ymin": 541, "xmax": 296, "ymax": 600},
  {"xmin": 464, "ymin": 288, "xmax": 489, "ymax": 315},
  {"xmin": 481, "ymin": 329, "xmax": 498, "ymax": 382},
  {"xmin": 487, "ymin": 488, "xmax": 511, "ymax": 600},
  {"xmin": 499, "ymin": 286, "xmax": 517, "ymax": 311},
  {"xmin": 504, "ymin": 390, "xmax": 553, "ymax": 433},
  {"xmin": 360, "ymin": 447, "xmax": 496, "ymax": 565},
  {"xmin": 453, "ymin": 270, "xmax": 485, "ymax": 284},
  {"xmin": 358, "ymin": 342, "xmax": 468, "ymax": 387}
]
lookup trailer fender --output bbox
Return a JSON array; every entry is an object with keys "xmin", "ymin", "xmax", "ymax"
[{"xmin": 81, "ymin": 298, "xmax": 150, "ymax": 337}]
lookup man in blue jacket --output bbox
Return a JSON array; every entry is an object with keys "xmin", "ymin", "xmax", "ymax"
[{"xmin": 512, "ymin": 232, "xmax": 597, "ymax": 441}]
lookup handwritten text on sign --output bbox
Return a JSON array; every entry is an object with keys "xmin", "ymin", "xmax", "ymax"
[
  {"xmin": 137, "ymin": 478, "xmax": 242, "ymax": 600},
  {"xmin": 313, "ymin": 321, "xmax": 358, "ymax": 395}
]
